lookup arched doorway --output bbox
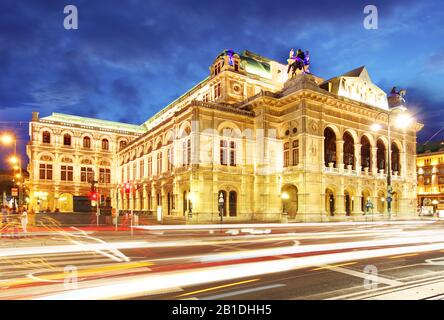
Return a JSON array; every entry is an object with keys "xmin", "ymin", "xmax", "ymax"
[
  {"xmin": 343, "ymin": 132, "xmax": 355, "ymax": 170},
  {"xmin": 324, "ymin": 128, "xmax": 337, "ymax": 167},
  {"xmin": 326, "ymin": 188, "xmax": 335, "ymax": 216},
  {"xmin": 361, "ymin": 190, "xmax": 371, "ymax": 213},
  {"xmin": 58, "ymin": 193, "xmax": 73, "ymax": 212},
  {"xmin": 281, "ymin": 185, "xmax": 298, "ymax": 218},
  {"xmin": 344, "ymin": 190, "xmax": 352, "ymax": 216},
  {"xmin": 229, "ymin": 191, "xmax": 237, "ymax": 216},
  {"xmin": 377, "ymin": 190, "xmax": 386, "ymax": 213},
  {"xmin": 218, "ymin": 190, "xmax": 227, "ymax": 216},
  {"xmin": 391, "ymin": 142, "xmax": 400, "ymax": 174},
  {"xmin": 361, "ymin": 136, "xmax": 371, "ymax": 172},
  {"xmin": 393, "ymin": 191, "xmax": 400, "ymax": 214},
  {"xmin": 377, "ymin": 139, "xmax": 386, "ymax": 173}
]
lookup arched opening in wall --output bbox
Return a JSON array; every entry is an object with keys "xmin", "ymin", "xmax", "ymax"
[
  {"xmin": 344, "ymin": 190, "xmax": 352, "ymax": 216},
  {"xmin": 83, "ymin": 136, "xmax": 91, "ymax": 149},
  {"xmin": 183, "ymin": 191, "xmax": 188, "ymax": 215},
  {"xmin": 167, "ymin": 192, "xmax": 171, "ymax": 215},
  {"xmin": 361, "ymin": 136, "xmax": 371, "ymax": 172},
  {"xmin": 42, "ymin": 131, "xmax": 51, "ymax": 144},
  {"xmin": 393, "ymin": 191, "xmax": 400, "ymax": 214},
  {"xmin": 229, "ymin": 191, "xmax": 237, "ymax": 217},
  {"xmin": 58, "ymin": 193, "xmax": 73, "ymax": 212},
  {"xmin": 391, "ymin": 142, "xmax": 400, "ymax": 174},
  {"xmin": 63, "ymin": 134, "xmax": 72, "ymax": 146},
  {"xmin": 324, "ymin": 128, "xmax": 337, "ymax": 167},
  {"xmin": 377, "ymin": 139, "xmax": 386, "ymax": 172},
  {"xmin": 361, "ymin": 190, "xmax": 371, "ymax": 213},
  {"xmin": 325, "ymin": 188, "xmax": 335, "ymax": 216},
  {"xmin": 281, "ymin": 185, "xmax": 298, "ymax": 219},
  {"xmin": 377, "ymin": 190, "xmax": 386, "ymax": 214},
  {"xmin": 343, "ymin": 132, "xmax": 355, "ymax": 170},
  {"xmin": 218, "ymin": 190, "xmax": 227, "ymax": 216}
]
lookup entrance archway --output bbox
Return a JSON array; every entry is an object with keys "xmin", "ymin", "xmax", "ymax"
[
  {"xmin": 325, "ymin": 188, "xmax": 335, "ymax": 216},
  {"xmin": 344, "ymin": 190, "xmax": 352, "ymax": 216},
  {"xmin": 281, "ymin": 185, "xmax": 298, "ymax": 218},
  {"xmin": 361, "ymin": 190, "xmax": 371, "ymax": 213},
  {"xmin": 229, "ymin": 191, "xmax": 237, "ymax": 216},
  {"xmin": 377, "ymin": 190, "xmax": 386, "ymax": 213},
  {"xmin": 324, "ymin": 128, "xmax": 337, "ymax": 167},
  {"xmin": 58, "ymin": 193, "xmax": 73, "ymax": 212}
]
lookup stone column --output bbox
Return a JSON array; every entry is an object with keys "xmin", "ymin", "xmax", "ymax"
[
  {"xmin": 335, "ymin": 187, "xmax": 346, "ymax": 216},
  {"xmin": 336, "ymin": 140, "xmax": 344, "ymax": 171},
  {"xmin": 371, "ymin": 147, "xmax": 378, "ymax": 175},
  {"xmin": 354, "ymin": 143, "xmax": 362, "ymax": 173}
]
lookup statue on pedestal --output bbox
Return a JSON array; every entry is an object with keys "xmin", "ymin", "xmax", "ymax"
[{"xmin": 287, "ymin": 48, "xmax": 310, "ymax": 78}]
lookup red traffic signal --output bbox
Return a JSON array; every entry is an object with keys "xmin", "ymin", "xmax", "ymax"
[
  {"xmin": 89, "ymin": 191, "xmax": 98, "ymax": 201},
  {"xmin": 124, "ymin": 183, "xmax": 131, "ymax": 193}
]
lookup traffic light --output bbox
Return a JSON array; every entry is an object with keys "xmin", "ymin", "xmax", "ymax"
[
  {"xmin": 89, "ymin": 190, "xmax": 98, "ymax": 201},
  {"xmin": 124, "ymin": 183, "xmax": 131, "ymax": 194}
]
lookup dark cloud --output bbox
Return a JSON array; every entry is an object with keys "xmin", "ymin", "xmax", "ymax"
[{"xmin": 0, "ymin": 0, "xmax": 442, "ymax": 167}]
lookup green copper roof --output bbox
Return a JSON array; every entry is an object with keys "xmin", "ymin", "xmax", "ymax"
[
  {"xmin": 240, "ymin": 50, "xmax": 271, "ymax": 79},
  {"xmin": 41, "ymin": 113, "xmax": 146, "ymax": 133}
]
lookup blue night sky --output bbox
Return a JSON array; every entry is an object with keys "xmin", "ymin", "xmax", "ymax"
[{"xmin": 0, "ymin": 0, "xmax": 443, "ymax": 166}]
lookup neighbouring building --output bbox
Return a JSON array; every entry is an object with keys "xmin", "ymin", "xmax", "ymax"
[
  {"xmin": 416, "ymin": 141, "xmax": 444, "ymax": 214},
  {"xmin": 27, "ymin": 49, "xmax": 422, "ymax": 221}
]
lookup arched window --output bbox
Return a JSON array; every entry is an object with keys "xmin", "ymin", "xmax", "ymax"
[
  {"xmin": 157, "ymin": 151, "xmax": 162, "ymax": 175},
  {"xmin": 324, "ymin": 128, "xmax": 337, "ymax": 167},
  {"xmin": 42, "ymin": 131, "xmax": 51, "ymax": 144},
  {"xmin": 391, "ymin": 142, "xmax": 400, "ymax": 173},
  {"xmin": 377, "ymin": 139, "xmax": 386, "ymax": 171},
  {"xmin": 119, "ymin": 140, "xmax": 127, "ymax": 151},
  {"xmin": 343, "ymin": 132, "xmax": 355, "ymax": 169},
  {"xmin": 229, "ymin": 191, "xmax": 237, "ymax": 216},
  {"xmin": 102, "ymin": 139, "xmax": 109, "ymax": 150},
  {"xmin": 83, "ymin": 136, "xmax": 91, "ymax": 148},
  {"xmin": 39, "ymin": 155, "xmax": 53, "ymax": 181},
  {"xmin": 181, "ymin": 127, "xmax": 191, "ymax": 166},
  {"xmin": 63, "ymin": 134, "xmax": 71, "ymax": 146},
  {"xmin": 361, "ymin": 136, "xmax": 371, "ymax": 171}
]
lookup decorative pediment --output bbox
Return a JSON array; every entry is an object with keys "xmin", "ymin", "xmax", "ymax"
[{"xmin": 321, "ymin": 66, "xmax": 388, "ymax": 110}]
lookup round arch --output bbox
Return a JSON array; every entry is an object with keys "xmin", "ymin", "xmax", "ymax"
[{"xmin": 281, "ymin": 184, "xmax": 298, "ymax": 219}]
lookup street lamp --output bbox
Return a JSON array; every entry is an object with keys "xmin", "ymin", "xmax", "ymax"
[
  {"xmin": 281, "ymin": 192, "xmax": 289, "ymax": 213},
  {"xmin": 372, "ymin": 106, "xmax": 413, "ymax": 220},
  {"xmin": 1, "ymin": 132, "xmax": 23, "ymax": 207}
]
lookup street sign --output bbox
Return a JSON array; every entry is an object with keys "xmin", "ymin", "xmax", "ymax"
[{"xmin": 11, "ymin": 188, "xmax": 18, "ymax": 197}]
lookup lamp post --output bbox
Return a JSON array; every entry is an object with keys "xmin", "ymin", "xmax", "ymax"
[
  {"xmin": 1, "ymin": 133, "xmax": 23, "ymax": 207},
  {"xmin": 371, "ymin": 106, "xmax": 413, "ymax": 220}
]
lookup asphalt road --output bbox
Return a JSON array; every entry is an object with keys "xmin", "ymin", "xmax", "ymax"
[{"xmin": 1, "ymin": 220, "xmax": 444, "ymax": 300}]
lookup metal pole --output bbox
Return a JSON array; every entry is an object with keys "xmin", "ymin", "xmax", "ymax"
[
  {"xmin": 130, "ymin": 209, "xmax": 133, "ymax": 237},
  {"xmin": 387, "ymin": 113, "xmax": 392, "ymax": 220}
]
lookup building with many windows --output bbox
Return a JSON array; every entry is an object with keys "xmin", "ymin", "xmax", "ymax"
[
  {"xmin": 27, "ymin": 49, "xmax": 422, "ymax": 221},
  {"xmin": 416, "ymin": 141, "xmax": 444, "ymax": 214}
]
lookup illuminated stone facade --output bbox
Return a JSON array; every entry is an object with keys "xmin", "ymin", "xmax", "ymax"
[{"xmin": 27, "ymin": 50, "xmax": 421, "ymax": 221}]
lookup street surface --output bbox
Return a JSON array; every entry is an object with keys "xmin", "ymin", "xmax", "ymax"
[{"xmin": 1, "ymin": 220, "xmax": 444, "ymax": 300}]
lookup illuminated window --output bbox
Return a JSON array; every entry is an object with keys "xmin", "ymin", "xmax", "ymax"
[
  {"xmin": 81, "ymin": 167, "xmax": 94, "ymax": 183},
  {"xmin": 42, "ymin": 131, "xmax": 51, "ymax": 144},
  {"xmin": 99, "ymin": 168, "xmax": 111, "ymax": 184},
  {"xmin": 39, "ymin": 164, "xmax": 53, "ymax": 180},
  {"xmin": 292, "ymin": 140, "xmax": 299, "ymax": 166},
  {"xmin": 61, "ymin": 165, "xmax": 73, "ymax": 181},
  {"xmin": 139, "ymin": 159, "xmax": 144, "ymax": 178},
  {"xmin": 102, "ymin": 139, "xmax": 109, "ymax": 150},
  {"xmin": 63, "ymin": 134, "xmax": 71, "ymax": 146},
  {"xmin": 148, "ymin": 156, "xmax": 152, "ymax": 176},
  {"xmin": 214, "ymin": 82, "xmax": 221, "ymax": 99},
  {"xmin": 83, "ymin": 136, "xmax": 91, "ymax": 148},
  {"xmin": 119, "ymin": 140, "xmax": 127, "ymax": 151},
  {"xmin": 157, "ymin": 151, "xmax": 162, "ymax": 175}
]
